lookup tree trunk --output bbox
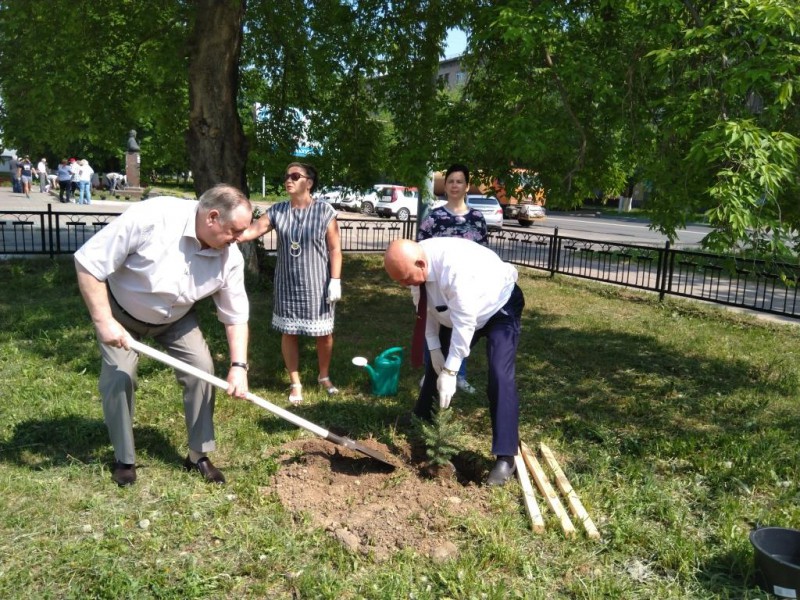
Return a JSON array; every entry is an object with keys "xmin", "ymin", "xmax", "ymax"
[{"xmin": 186, "ymin": 0, "xmax": 248, "ymax": 196}]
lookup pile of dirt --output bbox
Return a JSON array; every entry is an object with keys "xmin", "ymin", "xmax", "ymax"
[{"xmin": 270, "ymin": 437, "xmax": 496, "ymax": 561}]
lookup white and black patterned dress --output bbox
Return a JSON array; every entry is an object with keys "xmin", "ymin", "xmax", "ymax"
[{"xmin": 267, "ymin": 200, "xmax": 337, "ymax": 336}]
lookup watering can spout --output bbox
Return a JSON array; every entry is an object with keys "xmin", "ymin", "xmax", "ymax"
[{"xmin": 361, "ymin": 363, "xmax": 378, "ymax": 383}]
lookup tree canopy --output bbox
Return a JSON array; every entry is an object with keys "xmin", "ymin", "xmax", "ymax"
[
  {"xmin": 453, "ymin": 0, "xmax": 800, "ymax": 254},
  {"xmin": 1, "ymin": 0, "xmax": 797, "ymax": 254}
]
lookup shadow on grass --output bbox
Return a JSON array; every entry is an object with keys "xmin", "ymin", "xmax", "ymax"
[
  {"xmin": 0, "ymin": 415, "xmax": 183, "ymax": 469},
  {"xmin": 695, "ymin": 546, "xmax": 761, "ymax": 598},
  {"xmin": 487, "ymin": 319, "xmax": 793, "ymax": 448}
]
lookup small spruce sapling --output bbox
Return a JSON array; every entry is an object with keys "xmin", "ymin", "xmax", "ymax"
[{"xmin": 417, "ymin": 407, "xmax": 464, "ymax": 467}]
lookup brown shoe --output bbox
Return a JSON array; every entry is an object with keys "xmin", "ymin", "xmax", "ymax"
[
  {"xmin": 184, "ymin": 456, "xmax": 225, "ymax": 484},
  {"xmin": 111, "ymin": 461, "xmax": 137, "ymax": 487}
]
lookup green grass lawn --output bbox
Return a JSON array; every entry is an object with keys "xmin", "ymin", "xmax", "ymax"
[{"xmin": 0, "ymin": 255, "xmax": 797, "ymax": 598}]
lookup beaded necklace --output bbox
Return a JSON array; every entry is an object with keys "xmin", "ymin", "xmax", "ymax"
[{"xmin": 288, "ymin": 202, "xmax": 311, "ymax": 258}]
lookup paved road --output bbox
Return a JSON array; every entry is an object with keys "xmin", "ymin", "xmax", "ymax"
[
  {"xmin": 504, "ymin": 211, "xmax": 710, "ymax": 249},
  {"xmin": 0, "ymin": 185, "xmax": 130, "ymax": 213},
  {"xmin": 340, "ymin": 208, "xmax": 711, "ymax": 248}
]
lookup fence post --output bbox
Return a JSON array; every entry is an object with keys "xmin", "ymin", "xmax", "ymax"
[
  {"xmin": 46, "ymin": 204, "xmax": 54, "ymax": 259},
  {"xmin": 657, "ymin": 240, "xmax": 670, "ymax": 301},
  {"xmin": 549, "ymin": 227, "xmax": 559, "ymax": 277},
  {"xmin": 403, "ymin": 220, "xmax": 416, "ymax": 240}
]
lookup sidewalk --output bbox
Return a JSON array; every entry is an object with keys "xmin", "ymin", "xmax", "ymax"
[{"xmin": 0, "ymin": 185, "xmax": 132, "ymax": 214}]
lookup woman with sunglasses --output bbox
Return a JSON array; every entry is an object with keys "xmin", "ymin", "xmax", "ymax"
[{"xmin": 238, "ymin": 162, "xmax": 342, "ymax": 404}]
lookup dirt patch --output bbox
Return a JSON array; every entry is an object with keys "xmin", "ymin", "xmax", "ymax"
[{"xmin": 270, "ymin": 437, "xmax": 496, "ymax": 561}]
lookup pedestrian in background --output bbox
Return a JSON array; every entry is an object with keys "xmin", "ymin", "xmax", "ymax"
[
  {"xmin": 18, "ymin": 155, "xmax": 35, "ymax": 198},
  {"xmin": 57, "ymin": 159, "xmax": 73, "ymax": 203},
  {"xmin": 105, "ymin": 172, "xmax": 126, "ymax": 192},
  {"xmin": 69, "ymin": 158, "xmax": 79, "ymax": 198},
  {"xmin": 37, "ymin": 158, "xmax": 48, "ymax": 193},
  {"xmin": 77, "ymin": 159, "xmax": 94, "ymax": 204},
  {"xmin": 9, "ymin": 155, "xmax": 20, "ymax": 193}
]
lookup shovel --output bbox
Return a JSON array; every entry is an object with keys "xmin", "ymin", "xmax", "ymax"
[{"xmin": 128, "ymin": 339, "xmax": 396, "ymax": 468}]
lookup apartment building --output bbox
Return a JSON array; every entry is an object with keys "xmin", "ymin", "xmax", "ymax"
[{"xmin": 436, "ymin": 55, "xmax": 468, "ymax": 91}]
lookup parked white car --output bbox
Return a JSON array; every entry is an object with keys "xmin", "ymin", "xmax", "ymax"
[
  {"xmin": 360, "ymin": 190, "xmax": 379, "ymax": 215},
  {"xmin": 337, "ymin": 189, "xmax": 365, "ymax": 212},
  {"xmin": 314, "ymin": 187, "xmax": 344, "ymax": 205},
  {"xmin": 466, "ymin": 194, "xmax": 504, "ymax": 231},
  {"xmin": 360, "ymin": 184, "xmax": 403, "ymax": 215},
  {"xmin": 375, "ymin": 186, "xmax": 420, "ymax": 221}
]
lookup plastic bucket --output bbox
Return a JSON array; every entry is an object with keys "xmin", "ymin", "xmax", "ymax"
[{"xmin": 751, "ymin": 527, "xmax": 800, "ymax": 598}]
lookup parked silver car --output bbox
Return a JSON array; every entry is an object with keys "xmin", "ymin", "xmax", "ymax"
[{"xmin": 467, "ymin": 194, "xmax": 504, "ymax": 231}]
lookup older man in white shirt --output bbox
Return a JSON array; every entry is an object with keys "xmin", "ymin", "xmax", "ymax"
[
  {"xmin": 105, "ymin": 172, "xmax": 127, "ymax": 192},
  {"xmin": 384, "ymin": 237, "xmax": 526, "ymax": 486},
  {"xmin": 36, "ymin": 158, "xmax": 48, "ymax": 193},
  {"xmin": 74, "ymin": 184, "xmax": 253, "ymax": 487}
]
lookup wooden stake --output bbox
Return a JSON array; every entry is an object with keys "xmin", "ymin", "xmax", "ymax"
[
  {"xmin": 513, "ymin": 453, "xmax": 545, "ymax": 534},
  {"xmin": 539, "ymin": 442, "xmax": 601, "ymax": 540},
  {"xmin": 520, "ymin": 442, "xmax": 576, "ymax": 537}
]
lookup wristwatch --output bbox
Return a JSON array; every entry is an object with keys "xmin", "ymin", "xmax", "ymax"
[
  {"xmin": 441, "ymin": 367, "xmax": 457, "ymax": 377},
  {"xmin": 230, "ymin": 361, "xmax": 249, "ymax": 371}
]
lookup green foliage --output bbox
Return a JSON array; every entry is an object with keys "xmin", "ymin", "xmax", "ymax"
[
  {"xmin": 0, "ymin": 0, "xmax": 188, "ymax": 174},
  {"xmin": 240, "ymin": 0, "xmax": 454, "ymax": 191},
  {"xmin": 416, "ymin": 407, "xmax": 464, "ymax": 466},
  {"xmin": 689, "ymin": 120, "xmax": 800, "ymax": 254},
  {"xmin": 642, "ymin": 0, "xmax": 800, "ymax": 250},
  {"xmin": 445, "ymin": 0, "xmax": 800, "ymax": 254},
  {"xmin": 2, "ymin": 0, "xmax": 798, "ymax": 254}
]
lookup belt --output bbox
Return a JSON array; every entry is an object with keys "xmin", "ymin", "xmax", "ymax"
[{"xmin": 108, "ymin": 287, "xmax": 163, "ymax": 328}]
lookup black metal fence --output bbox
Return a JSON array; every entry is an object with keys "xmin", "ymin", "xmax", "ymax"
[{"xmin": 2, "ymin": 206, "xmax": 797, "ymax": 319}]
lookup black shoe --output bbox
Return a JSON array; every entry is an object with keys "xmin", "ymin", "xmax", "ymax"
[
  {"xmin": 111, "ymin": 461, "xmax": 137, "ymax": 487},
  {"xmin": 486, "ymin": 456, "xmax": 516, "ymax": 486},
  {"xmin": 184, "ymin": 455, "xmax": 226, "ymax": 484}
]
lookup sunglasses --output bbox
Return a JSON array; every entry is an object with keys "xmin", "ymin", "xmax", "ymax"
[{"xmin": 283, "ymin": 172, "xmax": 308, "ymax": 182}]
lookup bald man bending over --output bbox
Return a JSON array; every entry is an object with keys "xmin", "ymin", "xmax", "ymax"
[{"xmin": 384, "ymin": 238, "xmax": 525, "ymax": 486}]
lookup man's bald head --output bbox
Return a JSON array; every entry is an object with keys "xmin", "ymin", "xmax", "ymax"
[{"xmin": 384, "ymin": 239, "xmax": 427, "ymax": 286}]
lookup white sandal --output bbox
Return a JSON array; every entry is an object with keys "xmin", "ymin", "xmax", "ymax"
[
  {"xmin": 288, "ymin": 383, "xmax": 303, "ymax": 405},
  {"xmin": 318, "ymin": 376, "xmax": 339, "ymax": 396}
]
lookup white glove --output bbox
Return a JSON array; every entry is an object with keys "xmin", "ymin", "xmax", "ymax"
[
  {"xmin": 429, "ymin": 348, "xmax": 445, "ymax": 375},
  {"xmin": 327, "ymin": 278, "xmax": 341, "ymax": 303},
  {"xmin": 437, "ymin": 371, "xmax": 457, "ymax": 409}
]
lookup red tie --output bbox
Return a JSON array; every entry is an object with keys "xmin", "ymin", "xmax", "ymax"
[{"xmin": 411, "ymin": 283, "xmax": 427, "ymax": 368}]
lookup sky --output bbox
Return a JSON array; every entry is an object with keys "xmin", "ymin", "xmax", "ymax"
[{"xmin": 444, "ymin": 28, "xmax": 467, "ymax": 58}]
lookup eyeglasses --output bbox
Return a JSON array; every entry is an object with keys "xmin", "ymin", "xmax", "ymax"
[{"xmin": 283, "ymin": 172, "xmax": 308, "ymax": 182}]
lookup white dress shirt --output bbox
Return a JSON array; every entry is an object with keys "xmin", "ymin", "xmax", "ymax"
[
  {"xmin": 74, "ymin": 197, "xmax": 249, "ymax": 325},
  {"xmin": 415, "ymin": 237, "xmax": 518, "ymax": 372}
]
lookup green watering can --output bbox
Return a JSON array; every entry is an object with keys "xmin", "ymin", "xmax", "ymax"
[{"xmin": 352, "ymin": 347, "xmax": 404, "ymax": 396}]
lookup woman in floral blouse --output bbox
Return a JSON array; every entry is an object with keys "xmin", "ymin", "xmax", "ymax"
[{"xmin": 416, "ymin": 163, "xmax": 488, "ymax": 394}]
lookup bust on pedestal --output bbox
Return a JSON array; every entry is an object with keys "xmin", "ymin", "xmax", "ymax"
[{"xmin": 125, "ymin": 129, "xmax": 141, "ymax": 189}]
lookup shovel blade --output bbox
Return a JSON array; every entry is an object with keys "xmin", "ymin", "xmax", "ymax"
[{"xmin": 325, "ymin": 431, "xmax": 396, "ymax": 468}]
